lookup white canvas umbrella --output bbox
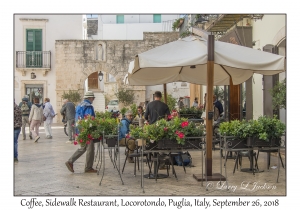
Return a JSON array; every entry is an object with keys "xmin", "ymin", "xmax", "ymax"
[
  {"xmin": 127, "ymin": 36, "xmax": 285, "ymax": 86},
  {"xmin": 126, "ymin": 34, "xmax": 285, "ymax": 182}
]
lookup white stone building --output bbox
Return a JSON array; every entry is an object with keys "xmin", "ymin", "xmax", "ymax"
[
  {"xmin": 89, "ymin": 14, "xmax": 190, "ymax": 104},
  {"xmin": 14, "ymin": 15, "xmax": 87, "ymax": 123}
]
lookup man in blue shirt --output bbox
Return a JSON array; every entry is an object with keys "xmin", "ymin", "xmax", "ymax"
[
  {"xmin": 119, "ymin": 110, "xmax": 136, "ymax": 163},
  {"xmin": 65, "ymin": 91, "xmax": 97, "ymax": 173}
]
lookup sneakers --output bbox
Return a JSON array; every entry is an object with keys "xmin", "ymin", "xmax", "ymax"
[
  {"xmin": 29, "ymin": 135, "xmax": 33, "ymax": 140},
  {"xmin": 66, "ymin": 140, "xmax": 73, "ymax": 143},
  {"xmin": 85, "ymin": 168, "xmax": 97, "ymax": 173},
  {"xmin": 34, "ymin": 136, "xmax": 40, "ymax": 143},
  {"xmin": 46, "ymin": 135, "xmax": 52, "ymax": 139},
  {"xmin": 65, "ymin": 161, "xmax": 74, "ymax": 173}
]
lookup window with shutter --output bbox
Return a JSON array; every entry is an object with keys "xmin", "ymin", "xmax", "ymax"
[
  {"xmin": 26, "ymin": 29, "xmax": 42, "ymax": 67},
  {"xmin": 153, "ymin": 14, "xmax": 161, "ymax": 23},
  {"xmin": 116, "ymin": 15, "xmax": 124, "ymax": 24}
]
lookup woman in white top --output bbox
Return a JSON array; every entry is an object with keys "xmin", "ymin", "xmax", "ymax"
[{"xmin": 29, "ymin": 97, "xmax": 44, "ymax": 142}]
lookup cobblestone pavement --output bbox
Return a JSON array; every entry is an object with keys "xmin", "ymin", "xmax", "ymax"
[{"xmin": 14, "ymin": 124, "xmax": 286, "ymax": 196}]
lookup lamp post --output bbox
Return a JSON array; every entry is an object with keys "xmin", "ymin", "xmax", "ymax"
[{"xmin": 98, "ymin": 71, "xmax": 103, "ymax": 81}]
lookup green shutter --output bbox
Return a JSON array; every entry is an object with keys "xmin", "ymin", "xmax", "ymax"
[
  {"xmin": 26, "ymin": 29, "xmax": 42, "ymax": 67},
  {"xmin": 153, "ymin": 14, "xmax": 161, "ymax": 23},
  {"xmin": 26, "ymin": 30, "xmax": 34, "ymax": 51},
  {"xmin": 26, "ymin": 29, "xmax": 42, "ymax": 51},
  {"xmin": 34, "ymin": 30, "xmax": 42, "ymax": 51},
  {"xmin": 116, "ymin": 15, "xmax": 124, "ymax": 24}
]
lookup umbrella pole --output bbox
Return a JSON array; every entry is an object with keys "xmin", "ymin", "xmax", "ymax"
[
  {"xmin": 193, "ymin": 34, "xmax": 226, "ymax": 182},
  {"xmin": 163, "ymin": 84, "xmax": 167, "ymax": 104},
  {"xmin": 206, "ymin": 36, "xmax": 214, "ymax": 177}
]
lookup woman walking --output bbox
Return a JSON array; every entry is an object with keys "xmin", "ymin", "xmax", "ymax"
[{"xmin": 29, "ymin": 97, "xmax": 44, "ymax": 143}]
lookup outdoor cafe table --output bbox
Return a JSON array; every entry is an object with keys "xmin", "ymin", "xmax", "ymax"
[
  {"xmin": 219, "ymin": 136, "xmax": 284, "ymax": 188},
  {"xmin": 137, "ymin": 137, "xmax": 206, "ymax": 193}
]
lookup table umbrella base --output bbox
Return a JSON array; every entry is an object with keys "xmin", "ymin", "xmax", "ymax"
[
  {"xmin": 193, "ymin": 173, "xmax": 226, "ymax": 181},
  {"xmin": 144, "ymin": 173, "xmax": 169, "ymax": 179}
]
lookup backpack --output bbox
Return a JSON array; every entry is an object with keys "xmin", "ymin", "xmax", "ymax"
[
  {"xmin": 174, "ymin": 151, "xmax": 192, "ymax": 166},
  {"xmin": 21, "ymin": 103, "xmax": 30, "ymax": 115}
]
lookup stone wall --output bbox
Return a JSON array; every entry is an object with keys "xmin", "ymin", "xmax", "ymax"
[{"xmin": 55, "ymin": 32, "xmax": 179, "ymax": 121}]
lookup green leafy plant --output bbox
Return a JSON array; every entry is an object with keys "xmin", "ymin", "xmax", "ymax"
[
  {"xmin": 115, "ymin": 87, "xmax": 135, "ymax": 107},
  {"xmin": 179, "ymin": 106, "xmax": 203, "ymax": 118},
  {"xmin": 160, "ymin": 93, "xmax": 177, "ymax": 111},
  {"xmin": 120, "ymin": 107, "xmax": 128, "ymax": 116},
  {"xmin": 130, "ymin": 104, "xmax": 138, "ymax": 118},
  {"xmin": 172, "ymin": 18, "xmax": 184, "ymax": 31},
  {"xmin": 270, "ymin": 78, "xmax": 286, "ymax": 110},
  {"xmin": 131, "ymin": 116, "xmax": 205, "ymax": 145},
  {"xmin": 61, "ymin": 90, "xmax": 82, "ymax": 103},
  {"xmin": 75, "ymin": 113, "xmax": 119, "ymax": 147}
]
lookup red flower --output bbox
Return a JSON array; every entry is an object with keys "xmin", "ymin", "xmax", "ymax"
[
  {"xmin": 181, "ymin": 121, "xmax": 189, "ymax": 128},
  {"xmin": 126, "ymin": 134, "xmax": 130, "ymax": 138},
  {"xmin": 87, "ymin": 140, "xmax": 90, "ymax": 144},
  {"xmin": 74, "ymin": 141, "xmax": 78, "ymax": 145},
  {"xmin": 87, "ymin": 134, "xmax": 93, "ymax": 139},
  {"xmin": 175, "ymin": 130, "xmax": 179, "ymax": 134},
  {"xmin": 178, "ymin": 132, "xmax": 185, "ymax": 139},
  {"xmin": 80, "ymin": 139, "xmax": 83, "ymax": 143},
  {"xmin": 163, "ymin": 127, "xmax": 168, "ymax": 131},
  {"xmin": 167, "ymin": 115, "xmax": 173, "ymax": 120},
  {"xmin": 91, "ymin": 116, "xmax": 95, "ymax": 120}
]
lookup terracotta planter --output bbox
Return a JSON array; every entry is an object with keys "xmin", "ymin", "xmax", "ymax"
[{"xmin": 246, "ymin": 137, "xmax": 280, "ymax": 147}]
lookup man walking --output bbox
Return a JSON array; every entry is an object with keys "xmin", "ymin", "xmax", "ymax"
[
  {"xmin": 65, "ymin": 91, "xmax": 97, "ymax": 173},
  {"xmin": 144, "ymin": 91, "xmax": 170, "ymax": 124},
  {"xmin": 43, "ymin": 98, "xmax": 56, "ymax": 139},
  {"xmin": 60, "ymin": 99, "xmax": 76, "ymax": 143},
  {"xmin": 19, "ymin": 95, "xmax": 32, "ymax": 140}
]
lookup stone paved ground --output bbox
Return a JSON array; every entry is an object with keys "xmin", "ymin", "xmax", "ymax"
[{"xmin": 14, "ymin": 124, "xmax": 286, "ymax": 196}]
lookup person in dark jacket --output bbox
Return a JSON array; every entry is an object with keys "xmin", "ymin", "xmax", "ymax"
[
  {"xmin": 144, "ymin": 91, "xmax": 170, "ymax": 124},
  {"xmin": 19, "ymin": 95, "xmax": 32, "ymax": 140},
  {"xmin": 65, "ymin": 91, "xmax": 97, "ymax": 173},
  {"xmin": 60, "ymin": 99, "xmax": 76, "ymax": 143},
  {"xmin": 14, "ymin": 100, "xmax": 22, "ymax": 162},
  {"xmin": 119, "ymin": 110, "xmax": 136, "ymax": 163}
]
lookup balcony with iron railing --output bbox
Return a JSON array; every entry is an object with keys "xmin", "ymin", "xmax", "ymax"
[{"xmin": 16, "ymin": 51, "xmax": 51, "ymax": 76}]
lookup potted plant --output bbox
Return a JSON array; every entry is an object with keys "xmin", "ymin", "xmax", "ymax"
[
  {"xmin": 244, "ymin": 116, "xmax": 285, "ymax": 147},
  {"xmin": 219, "ymin": 120, "xmax": 246, "ymax": 149},
  {"xmin": 179, "ymin": 107, "xmax": 203, "ymax": 119},
  {"xmin": 75, "ymin": 115, "xmax": 119, "ymax": 147},
  {"xmin": 140, "ymin": 116, "xmax": 205, "ymax": 149}
]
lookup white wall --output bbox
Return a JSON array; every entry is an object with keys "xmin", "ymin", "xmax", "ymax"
[
  {"xmin": 251, "ymin": 14, "xmax": 286, "ymax": 119},
  {"xmin": 14, "ymin": 15, "xmax": 84, "ymax": 123},
  {"xmin": 98, "ymin": 15, "xmax": 179, "ymax": 40},
  {"xmin": 146, "ymin": 82, "xmax": 190, "ymax": 103}
]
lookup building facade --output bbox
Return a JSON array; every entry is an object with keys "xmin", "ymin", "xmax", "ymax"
[{"xmin": 14, "ymin": 14, "xmax": 87, "ymax": 123}]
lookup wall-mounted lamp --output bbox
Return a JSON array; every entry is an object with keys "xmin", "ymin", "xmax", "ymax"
[
  {"xmin": 98, "ymin": 71, "xmax": 103, "ymax": 81},
  {"xmin": 31, "ymin": 72, "xmax": 36, "ymax": 79}
]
